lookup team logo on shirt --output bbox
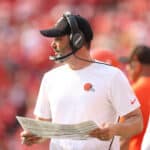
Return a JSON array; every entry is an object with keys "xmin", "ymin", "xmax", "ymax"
[{"xmin": 83, "ymin": 82, "xmax": 95, "ymax": 92}]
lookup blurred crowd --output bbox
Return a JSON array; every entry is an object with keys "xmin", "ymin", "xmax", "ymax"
[{"xmin": 0, "ymin": 0, "xmax": 150, "ymax": 149}]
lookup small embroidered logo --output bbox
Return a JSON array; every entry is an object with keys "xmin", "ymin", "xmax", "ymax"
[
  {"xmin": 130, "ymin": 98, "xmax": 136, "ymax": 105},
  {"xmin": 84, "ymin": 83, "xmax": 95, "ymax": 92}
]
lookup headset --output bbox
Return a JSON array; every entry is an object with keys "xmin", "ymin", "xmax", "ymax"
[
  {"xmin": 49, "ymin": 12, "xmax": 110, "ymax": 67},
  {"xmin": 63, "ymin": 12, "xmax": 84, "ymax": 51},
  {"xmin": 49, "ymin": 12, "xmax": 85, "ymax": 61}
]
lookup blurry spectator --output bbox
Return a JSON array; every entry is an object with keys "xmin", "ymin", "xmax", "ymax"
[
  {"xmin": 141, "ymin": 116, "xmax": 150, "ymax": 150},
  {"xmin": 120, "ymin": 45, "xmax": 150, "ymax": 150},
  {"xmin": 91, "ymin": 49, "xmax": 121, "ymax": 67}
]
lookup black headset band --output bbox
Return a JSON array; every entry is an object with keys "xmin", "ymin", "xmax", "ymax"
[
  {"xmin": 63, "ymin": 13, "xmax": 84, "ymax": 51},
  {"xmin": 63, "ymin": 14, "xmax": 81, "ymax": 34}
]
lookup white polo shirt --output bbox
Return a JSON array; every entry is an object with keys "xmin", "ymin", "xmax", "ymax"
[{"xmin": 34, "ymin": 63, "xmax": 140, "ymax": 150}]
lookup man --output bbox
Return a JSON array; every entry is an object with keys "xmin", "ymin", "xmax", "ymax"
[
  {"xmin": 21, "ymin": 12, "xmax": 143, "ymax": 150},
  {"xmin": 120, "ymin": 45, "xmax": 150, "ymax": 150}
]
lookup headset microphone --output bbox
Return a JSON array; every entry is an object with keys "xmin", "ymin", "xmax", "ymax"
[{"xmin": 49, "ymin": 50, "xmax": 77, "ymax": 61}]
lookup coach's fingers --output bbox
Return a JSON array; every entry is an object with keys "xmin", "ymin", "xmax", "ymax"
[
  {"xmin": 21, "ymin": 136, "xmax": 42, "ymax": 145},
  {"xmin": 21, "ymin": 130, "xmax": 42, "ymax": 145},
  {"xmin": 21, "ymin": 130, "xmax": 33, "ymax": 137}
]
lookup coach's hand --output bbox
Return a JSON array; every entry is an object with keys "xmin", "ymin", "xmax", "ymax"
[
  {"xmin": 21, "ymin": 131, "xmax": 46, "ymax": 146},
  {"xmin": 89, "ymin": 123, "xmax": 115, "ymax": 141}
]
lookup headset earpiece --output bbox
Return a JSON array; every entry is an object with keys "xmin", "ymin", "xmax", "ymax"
[{"xmin": 63, "ymin": 13, "xmax": 84, "ymax": 51}]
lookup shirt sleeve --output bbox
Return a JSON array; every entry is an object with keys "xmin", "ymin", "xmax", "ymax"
[
  {"xmin": 109, "ymin": 69, "xmax": 140, "ymax": 117},
  {"xmin": 34, "ymin": 73, "xmax": 52, "ymax": 119}
]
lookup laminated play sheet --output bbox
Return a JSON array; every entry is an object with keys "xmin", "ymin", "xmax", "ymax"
[{"xmin": 16, "ymin": 116, "xmax": 98, "ymax": 140}]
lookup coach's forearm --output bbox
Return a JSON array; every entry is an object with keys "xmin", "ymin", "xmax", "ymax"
[{"xmin": 114, "ymin": 108, "xmax": 143, "ymax": 138}]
